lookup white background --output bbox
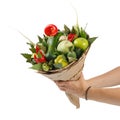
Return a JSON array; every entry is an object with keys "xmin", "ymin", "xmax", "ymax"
[{"xmin": 0, "ymin": 0, "xmax": 120, "ymax": 120}]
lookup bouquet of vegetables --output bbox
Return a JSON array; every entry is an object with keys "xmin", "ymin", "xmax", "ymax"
[
  {"xmin": 22, "ymin": 24, "xmax": 96, "ymax": 72},
  {"xmin": 21, "ymin": 23, "xmax": 97, "ymax": 108}
]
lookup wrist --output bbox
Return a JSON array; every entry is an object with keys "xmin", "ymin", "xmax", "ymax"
[{"xmin": 84, "ymin": 86, "xmax": 92, "ymax": 100}]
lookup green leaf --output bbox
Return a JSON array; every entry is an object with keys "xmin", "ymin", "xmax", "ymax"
[
  {"xmin": 21, "ymin": 53, "xmax": 32, "ymax": 59},
  {"xmin": 48, "ymin": 60, "xmax": 54, "ymax": 70},
  {"xmin": 38, "ymin": 52, "xmax": 42, "ymax": 58},
  {"xmin": 88, "ymin": 37, "xmax": 98, "ymax": 44},
  {"xmin": 21, "ymin": 53, "xmax": 32, "ymax": 63},
  {"xmin": 71, "ymin": 26, "xmax": 76, "ymax": 33},
  {"xmin": 73, "ymin": 24, "xmax": 81, "ymax": 37},
  {"xmin": 43, "ymin": 35, "xmax": 48, "ymax": 42},
  {"xmin": 30, "ymin": 63, "xmax": 42, "ymax": 70},
  {"xmin": 26, "ymin": 42, "xmax": 36, "ymax": 53},
  {"xmin": 27, "ymin": 42, "xmax": 35, "ymax": 48},
  {"xmin": 64, "ymin": 24, "xmax": 70, "ymax": 34},
  {"xmin": 29, "ymin": 47, "xmax": 36, "ymax": 53},
  {"xmin": 80, "ymin": 27, "xmax": 87, "ymax": 39},
  {"xmin": 37, "ymin": 35, "xmax": 43, "ymax": 43},
  {"xmin": 75, "ymin": 48, "xmax": 83, "ymax": 59},
  {"xmin": 42, "ymin": 40, "xmax": 47, "ymax": 47}
]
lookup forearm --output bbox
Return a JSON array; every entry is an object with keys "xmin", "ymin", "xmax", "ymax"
[
  {"xmin": 87, "ymin": 87, "xmax": 120, "ymax": 106},
  {"xmin": 87, "ymin": 66, "xmax": 120, "ymax": 87}
]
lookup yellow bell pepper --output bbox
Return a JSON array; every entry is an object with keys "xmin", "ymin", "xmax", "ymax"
[{"xmin": 54, "ymin": 55, "xmax": 68, "ymax": 68}]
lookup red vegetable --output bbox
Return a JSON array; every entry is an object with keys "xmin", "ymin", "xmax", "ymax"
[
  {"xmin": 68, "ymin": 33, "xmax": 76, "ymax": 42},
  {"xmin": 34, "ymin": 45, "xmax": 46, "ymax": 63},
  {"xmin": 36, "ymin": 45, "xmax": 40, "ymax": 53},
  {"xmin": 34, "ymin": 54, "xmax": 46, "ymax": 63},
  {"xmin": 44, "ymin": 24, "xmax": 58, "ymax": 36}
]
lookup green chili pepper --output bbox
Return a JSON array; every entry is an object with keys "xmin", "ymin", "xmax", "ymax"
[{"xmin": 46, "ymin": 32, "xmax": 63, "ymax": 61}]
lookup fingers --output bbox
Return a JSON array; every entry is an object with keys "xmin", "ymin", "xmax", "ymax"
[
  {"xmin": 55, "ymin": 80, "xmax": 70, "ymax": 91},
  {"xmin": 55, "ymin": 81, "xmax": 67, "ymax": 88}
]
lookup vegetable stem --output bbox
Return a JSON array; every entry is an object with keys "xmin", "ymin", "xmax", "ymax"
[{"xmin": 18, "ymin": 30, "xmax": 35, "ymax": 46}]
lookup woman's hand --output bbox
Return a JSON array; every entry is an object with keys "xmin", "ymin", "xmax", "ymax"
[
  {"xmin": 55, "ymin": 73, "xmax": 89, "ymax": 98},
  {"xmin": 55, "ymin": 67, "xmax": 120, "ymax": 106}
]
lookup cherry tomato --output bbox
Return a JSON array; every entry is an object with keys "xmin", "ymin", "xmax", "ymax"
[
  {"xmin": 73, "ymin": 37, "xmax": 89, "ymax": 50},
  {"xmin": 44, "ymin": 24, "xmax": 58, "ymax": 36}
]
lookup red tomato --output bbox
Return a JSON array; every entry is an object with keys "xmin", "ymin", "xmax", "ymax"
[{"xmin": 44, "ymin": 24, "xmax": 58, "ymax": 36}]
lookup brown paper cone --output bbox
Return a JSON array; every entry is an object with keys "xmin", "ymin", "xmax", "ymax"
[{"xmin": 38, "ymin": 48, "xmax": 89, "ymax": 108}]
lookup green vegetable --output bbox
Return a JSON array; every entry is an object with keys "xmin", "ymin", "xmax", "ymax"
[
  {"xmin": 46, "ymin": 32, "xmax": 63, "ymax": 61},
  {"xmin": 67, "ymin": 51, "xmax": 77, "ymax": 62},
  {"xmin": 54, "ymin": 55, "xmax": 68, "ymax": 69},
  {"xmin": 57, "ymin": 40, "xmax": 74, "ymax": 54},
  {"xmin": 21, "ymin": 23, "xmax": 97, "ymax": 72},
  {"xmin": 73, "ymin": 37, "xmax": 89, "ymax": 50},
  {"xmin": 42, "ymin": 63, "xmax": 50, "ymax": 71}
]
